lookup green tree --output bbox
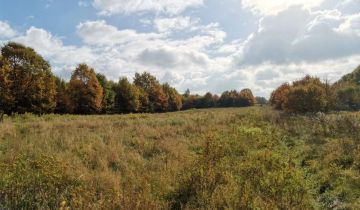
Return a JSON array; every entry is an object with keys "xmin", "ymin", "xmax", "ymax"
[
  {"xmin": 199, "ymin": 92, "xmax": 218, "ymax": 108},
  {"xmin": 133, "ymin": 72, "xmax": 159, "ymax": 93},
  {"xmin": 96, "ymin": 73, "xmax": 116, "ymax": 113},
  {"xmin": 183, "ymin": 89, "xmax": 191, "ymax": 98},
  {"xmin": 68, "ymin": 64, "xmax": 103, "ymax": 114},
  {"xmin": 333, "ymin": 65, "xmax": 360, "ymax": 111},
  {"xmin": 335, "ymin": 86, "xmax": 360, "ymax": 111},
  {"xmin": 219, "ymin": 90, "xmax": 238, "ymax": 107},
  {"xmin": 256, "ymin": 97, "xmax": 268, "ymax": 105},
  {"xmin": 0, "ymin": 42, "xmax": 57, "ymax": 114}
]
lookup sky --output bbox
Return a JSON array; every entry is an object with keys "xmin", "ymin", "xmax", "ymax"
[{"xmin": 0, "ymin": 0, "xmax": 359, "ymax": 97}]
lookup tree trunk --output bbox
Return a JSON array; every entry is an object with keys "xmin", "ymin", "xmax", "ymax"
[{"xmin": 0, "ymin": 111, "xmax": 4, "ymax": 123}]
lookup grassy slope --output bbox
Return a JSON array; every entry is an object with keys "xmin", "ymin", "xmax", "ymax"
[{"xmin": 0, "ymin": 107, "xmax": 359, "ymax": 209}]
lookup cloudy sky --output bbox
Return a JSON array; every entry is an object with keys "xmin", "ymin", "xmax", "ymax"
[{"xmin": 0, "ymin": 0, "xmax": 359, "ymax": 97}]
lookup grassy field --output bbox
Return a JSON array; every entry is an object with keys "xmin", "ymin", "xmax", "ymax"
[{"xmin": 0, "ymin": 107, "xmax": 360, "ymax": 209}]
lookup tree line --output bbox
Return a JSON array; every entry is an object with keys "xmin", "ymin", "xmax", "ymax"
[
  {"xmin": 270, "ymin": 66, "xmax": 360, "ymax": 114},
  {"xmin": 182, "ymin": 89, "xmax": 264, "ymax": 110},
  {"xmin": 0, "ymin": 42, "xmax": 258, "ymax": 115}
]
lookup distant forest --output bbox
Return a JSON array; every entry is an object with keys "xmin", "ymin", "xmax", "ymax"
[{"xmin": 0, "ymin": 42, "xmax": 359, "ymax": 115}]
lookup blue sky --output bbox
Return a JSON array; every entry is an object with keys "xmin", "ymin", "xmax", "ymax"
[{"xmin": 0, "ymin": 0, "xmax": 359, "ymax": 97}]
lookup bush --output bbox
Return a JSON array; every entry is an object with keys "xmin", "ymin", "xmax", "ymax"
[
  {"xmin": 272, "ymin": 76, "xmax": 332, "ymax": 114},
  {"xmin": 284, "ymin": 82, "xmax": 328, "ymax": 113}
]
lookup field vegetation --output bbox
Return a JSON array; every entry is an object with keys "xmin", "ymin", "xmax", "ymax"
[{"xmin": 1, "ymin": 107, "xmax": 359, "ymax": 209}]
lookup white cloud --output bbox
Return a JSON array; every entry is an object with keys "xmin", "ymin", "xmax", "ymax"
[
  {"xmin": 154, "ymin": 16, "xmax": 199, "ymax": 33},
  {"xmin": 0, "ymin": 21, "xmax": 17, "ymax": 38},
  {"xmin": 237, "ymin": 6, "xmax": 360, "ymax": 65},
  {"xmin": 92, "ymin": 0, "xmax": 204, "ymax": 16},
  {"xmin": 338, "ymin": 13, "xmax": 360, "ymax": 36},
  {"xmin": 77, "ymin": 20, "xmax": 163, "ymax": 46},
  {"xmin": 242, "ymin": 0, "xmax": 326, "ymax": 15}
]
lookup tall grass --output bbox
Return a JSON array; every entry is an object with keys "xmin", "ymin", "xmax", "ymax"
[{"xmin": 0, "ymin": 107, "xmax": 359, "ymax": 209}]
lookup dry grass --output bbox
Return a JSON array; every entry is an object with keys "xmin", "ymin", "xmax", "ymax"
[{"xmin": 0, "ymin": 107, "xmax": 359, "ymax": 209}]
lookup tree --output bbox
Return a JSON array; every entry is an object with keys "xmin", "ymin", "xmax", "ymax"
[
  {"xmin": 163, "ymin": 83, "xmax": 183, "ymax": 111},
  {"xmin": 148, "ymin": 84, "xmax": 168, "ymax": 112},
  {"xmin": 238, "ymin": 88, "xmax": 256, "ymax": 107},
  {"xmin": 283, "ymin": 76, "xmax": 329, "ymax": 114},
  {"xmin": 219, "ymin": 90, "xmax": 238, "ymax": 107},
  {"xmin": 134, "ymin": 72, "xmax": 168, "ymax": 112},
  {"xmin": 0, "ymin": 42, "xmax": 57, "ymax": 114},
  {"xmin": 54, "ymin": 77, "xmax": 72, "ymax": 114},
  {"xmin": 68, "ymin": 64, "xmax": 103, "ymax": 114},
  {"xmin": 184, "ymin": 89, "xmax": 191, "ymax": 98},
  {"xmin": 96, "ymin": 73, "xmax": 116, "ymax": 113},
  {"xmin": 182, "ymin": 94, "xmax": 201, "ymax": 110},
  {"xmin": 199, "ymin": 92, "xmax": 218, "ymax": 108},
  {"xmin": 270, "ymin": 83, "xmax": 291, "ymax": 110},
  {"xmin": 333, "ymin": 65, "xmax": 360, "ymax": 111},
  {"xmin": 256, "ymin": 97, "xmax": 268, "ymax": 105},
  {"xmin": 133, "ymin": 72, "xmax": 159, "ymax": 93},
  {"xmin": 0, "ymin": 56, "xmax": 14, "ymax": 114},
  {"xmin": 114, "ymin": 77, "xmax": 141, "ymax": 113},
  {"xmin": 335, "ymin": 85, "xmax": 360, "ymax": 111}
]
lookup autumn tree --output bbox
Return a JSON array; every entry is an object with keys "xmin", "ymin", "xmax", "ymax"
[
  {"xmin": 68, "ymin": 64, "xmax": 103, "ymax": 114},
  {"xmin": 134, "ymin": 72, "xmax": 168, "ymax": 112},
  {"xmin": 269, "ymin": 83, "xmax": 291, "ymax": 110},
  {"xmin": 0, "ymin": 42, "xmax": 57, "ymax": 114},
  {"xmin": 114, "ymin": 77, "xmax": 141, "ymax": 113},
  {"xmin": 238, "ymin": 88, "xmax": 256, "ymax": 107},
  {"xmin": 96, "ymin": 73, "xmax": 116, "ymax": 113},
  {"xmin": 163, "ymin": 83, "xmax": 183, "ymax": 111},
  {"xmin": 283, "ymin": 76, "xmax": 330, "ymax": 114},
  {"xmin": 0, "ymin": 56, "xmax": 14, "ymax": 115}
]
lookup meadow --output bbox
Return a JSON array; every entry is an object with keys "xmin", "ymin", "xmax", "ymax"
[{"xmin": 0, "ymin": 107, "xmax": 359, "ymax": 209}]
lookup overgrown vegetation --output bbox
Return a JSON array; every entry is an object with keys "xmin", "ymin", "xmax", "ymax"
[{"xmin": 1, "ymin": 107, "xmax": 359, "ymax": 209}]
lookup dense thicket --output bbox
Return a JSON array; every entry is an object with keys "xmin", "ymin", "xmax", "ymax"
[{"xmin": 0, "ymin": 42, "xmax": 257, "ymax": 115}]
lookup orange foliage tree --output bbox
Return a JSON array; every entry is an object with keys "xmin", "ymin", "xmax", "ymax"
[{"xmin": 68, "ymin": 64, "xmax": 103, "ymax": 114}]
